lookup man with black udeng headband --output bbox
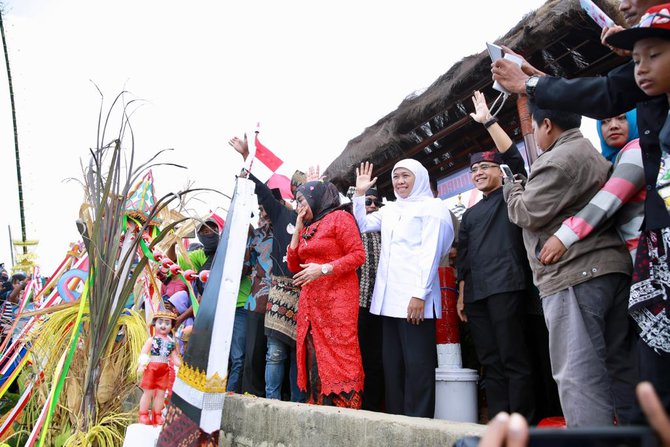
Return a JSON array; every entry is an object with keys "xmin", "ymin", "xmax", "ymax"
[
  {"xmin": 491, "ymin": 0, "xmax": 670, "ymax": 417},
  {"xmin": 456, "ymin": 91, "xmax": 536, "ymax": 423}
]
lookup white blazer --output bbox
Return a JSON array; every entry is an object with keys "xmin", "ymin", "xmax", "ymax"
[{"xmin": 353, "ymin": 195, "xmax": 454, "ymax": 319}]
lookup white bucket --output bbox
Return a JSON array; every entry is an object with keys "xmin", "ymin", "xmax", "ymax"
[{"xmin": 434, "ymin": 367, "xmax": 479, "ymax": 422}]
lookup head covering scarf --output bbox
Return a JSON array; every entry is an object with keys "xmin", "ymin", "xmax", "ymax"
[
  {"xmin": 168, "ymin": 290, "xmax": 191, "ymax": 315},
  {"xmin": 296, "ymin": 181, "xmax": 341, "ymax": 225},
  {"xmin": 392, "ymin": 159, "xmax": 434, "ymax": 203},
  {"xmin": 389, "ymin": 159, "xmax": 451, "ymax": 259},
  {"xmin": 596, "ymin": 109, "xmax": 638, "ymax": 162}
]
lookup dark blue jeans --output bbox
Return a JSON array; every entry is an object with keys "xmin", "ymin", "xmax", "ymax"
[
  {"xmin": 265, "ymin": 335, "xmax": 305, "ymax": 402},
  {"xmin": 226, "ymin": 307, "xmax": 248, "ymax": 393}
]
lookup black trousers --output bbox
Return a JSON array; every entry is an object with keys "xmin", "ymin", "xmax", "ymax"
[
  {"xmin": 640, "ymin": 338, "xmax": 670, "ymax": 411},
  {"xmin": 382, "ymin": 316, "xmax": 437, "ymax": 418},
  {"xmin": 465, "ymin": 291, "xmax": 536, "ymax": 422},
  {"xmin": 631, "ymin": 338, "xmax": 670, "ymax": 424},
  {"xmin": 241, "ymin": 311, "xmax": 266, "ymax": 397},
  {"xmin": 358, "ymin": 307, "xmax": 384, "ymax": 411}
]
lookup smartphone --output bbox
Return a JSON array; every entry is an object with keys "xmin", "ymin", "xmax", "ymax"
[
  {"xmin": 580, "ymin": 0, "xmax": 616, "ymax": 29},
  {"xmin": 487, "ymin": 42, "xmax": 504, "ymax": 62},
  {"xmin": 528, "ymin": 426, "xmax": 659, "ymax": 447},
  {"xmin": 500, "ymin": 164, "xmax": 514, "ymax": 180},
  {"xmin": 487, "ymin": 43, "xmax": 523, "ymax": 94}
]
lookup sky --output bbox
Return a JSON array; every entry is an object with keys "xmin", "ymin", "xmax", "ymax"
[{"xmin": 0, "ymin": 0, "xmax": 600, "ymax": 273}]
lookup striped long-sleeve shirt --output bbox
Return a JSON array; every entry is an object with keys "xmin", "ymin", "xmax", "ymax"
[{"xmin": 554, "ymin": 139, "xmax": 645, "ymax": 261}]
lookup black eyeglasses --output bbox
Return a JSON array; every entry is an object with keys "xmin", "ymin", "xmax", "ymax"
[
  {"xmin": 469, "ymin": 164, "xmax": 499, "ymax": 174},
  {"xmin": 365, "ymin": 199, "xmax": 383, "ymax": 207}
]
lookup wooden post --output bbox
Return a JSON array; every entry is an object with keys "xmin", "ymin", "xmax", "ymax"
[{"xmin": 517, "ymin": 95, "xmax": 538, "ymax": 168}]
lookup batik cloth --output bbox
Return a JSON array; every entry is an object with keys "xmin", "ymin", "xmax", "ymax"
[
  {"xmin": 247, "ymin": 224, "xmax": 273, "ymax": 313},
  {"xmin": 156, "ymin": 405, "xmax": 219, "ymax": 447},
  {"xmin": 264, "ymin": 275, "xmax": 300, "ymax": 345},
  {"xmin": 358, "ymin": 231, "xmax": 381, "ymax": 308},
  {"xmin": 630, "ymin": 227, "xmax": 670, "ymax": 353}
]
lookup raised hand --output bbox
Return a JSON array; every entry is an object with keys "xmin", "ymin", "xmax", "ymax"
[
  {"xmin": 469, "ymin": 90, "xmax": 492, "ymax": 124},
  {"xmin": 306, "ymin": 165, "xmax": 323, "ymax": 182},
  {"xmin": 228, "ymin": 134, "xmax": 249, "ymax": 160},
  {"xmin": 355, "ymin": 162, "xmax": 378, "ymax": 196}
]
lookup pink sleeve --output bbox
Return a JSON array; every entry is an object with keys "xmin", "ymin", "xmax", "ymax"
[{"xmin": 556, "ymin": 140, "xmax": 644, "ymax": 248}]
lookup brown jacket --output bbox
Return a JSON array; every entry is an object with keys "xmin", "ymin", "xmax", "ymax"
[{"xmin": 504, "ymin": 129, "xmax": 632, "ymax": 297}]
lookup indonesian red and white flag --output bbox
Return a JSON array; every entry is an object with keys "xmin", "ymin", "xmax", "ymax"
[{"xmin": 254, "ymin": 133, "xmax": 283, "ymax": 172}]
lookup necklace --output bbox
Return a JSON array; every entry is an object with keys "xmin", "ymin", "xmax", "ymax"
[{"xmin": 301, "ymin": 221, "xmax": 320, "ymax": 244}]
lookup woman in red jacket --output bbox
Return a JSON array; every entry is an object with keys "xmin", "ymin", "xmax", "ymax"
[{"xmin": 287, "ymin": 181, "xmax": 366, "ymax": 408}]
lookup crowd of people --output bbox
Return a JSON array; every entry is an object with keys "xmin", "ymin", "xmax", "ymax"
[
  {"xmin": 147, "ymin": 0, "xmax": 670, "ymax": 443},
  {"xmin": 219, "ymin": 135, "xmax": 456, "ymax": 413},
  {"xmin": 479, "ymin": 0, "xmax": 670, "ymax": 443},
  {"xmin": 0, "ymin": 267, "xmax": 29, "ymax": 344},
  {"xmin": 3, "ymin": 3, "xmax": 670, "ymax": 445},
  {"xmin": 5, "ymin": 2, "xmax": 670, "ymax": 446}
]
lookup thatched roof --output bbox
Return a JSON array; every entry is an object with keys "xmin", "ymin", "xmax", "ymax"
[{"xmin": 324, "ymin": 0, "xmax": 625, "ymax": 196}]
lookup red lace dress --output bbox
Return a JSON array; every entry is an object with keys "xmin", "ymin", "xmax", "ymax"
[{"xmin": 287, "ymin": 210, "xmax": 366, "ymax": 407}]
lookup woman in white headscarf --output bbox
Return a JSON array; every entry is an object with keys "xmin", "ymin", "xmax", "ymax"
[{"xmin": 353, "ymin": 160, "xmax": 454, "ymax": 418}]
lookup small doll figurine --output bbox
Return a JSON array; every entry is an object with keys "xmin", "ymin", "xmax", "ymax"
[{"xmin": 137, "ymin": 310, "xmax": 181, "ymax": 425}]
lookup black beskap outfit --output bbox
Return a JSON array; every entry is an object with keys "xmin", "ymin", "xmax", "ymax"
[{"xmin": 456, "ymin": 144, "xmax": 536, "ymax": 422}]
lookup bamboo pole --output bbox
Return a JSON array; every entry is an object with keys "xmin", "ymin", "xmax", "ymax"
[
  {"xmin": 0, "ymin": 10, "xmax": 27, "ymax": 254},
  {"xmin": 7, "ymin": 225, "xmax": 14, "ymax": 265}
]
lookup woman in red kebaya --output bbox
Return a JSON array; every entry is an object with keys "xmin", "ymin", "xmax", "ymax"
[{"xmin": 287, "ymin": 181, "xmax": 366, "ymax": 408}]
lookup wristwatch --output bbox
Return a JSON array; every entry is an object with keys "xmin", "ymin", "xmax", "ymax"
[
  {"xmin": 525, "ymin": 75, "xmax": 540, "ymax": 97},
  {"xmin": 321, "ymin": 264, "xmax": 330, "ymax": 275}
]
